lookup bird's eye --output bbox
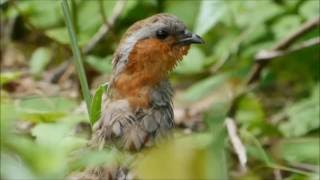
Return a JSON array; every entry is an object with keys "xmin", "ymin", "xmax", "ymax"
[{"xmin": 156, "ymin": 30, "xmax": 169, "ymax": 39}]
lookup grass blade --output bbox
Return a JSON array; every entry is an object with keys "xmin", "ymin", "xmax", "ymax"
[{"xmin": 61, "ymin": 0, "xmax": 91, "ymax": 115}]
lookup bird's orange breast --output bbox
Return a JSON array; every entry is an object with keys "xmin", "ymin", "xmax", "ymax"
[{"xmin": 113, "ymin": 37, "xmax": 190, "ymax": 109}]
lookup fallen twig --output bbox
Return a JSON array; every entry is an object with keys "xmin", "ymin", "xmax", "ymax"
[
  {"xmin": 255, "ymin": 37, "xmax": 320, "ymax": 61},
  {"xmin": 50, "ymin": 60, "xmax": 71, "ymax": 83},
  {"xmin": 223, "ymin": 16, "xmax": 320, "ymax": 172},
  {"xmin": 274, "ymin": 169, "xmax": 283, "ymax": 180},
  {"xmin": 273, "ymin": 16, "xmax": 320, "ymax": 51},
  {"xmin": 289, "ymin": 163, "xmax": 320, "ymax": 173},
  {"xmin": 246, "ymin": 16, "xmax": 320, "ymax": 84},
  {"xmin": 225, "ymin": 117, "xmax": 247, "ymax": 171}
]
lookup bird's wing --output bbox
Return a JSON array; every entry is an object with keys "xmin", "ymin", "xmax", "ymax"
[
  {"xmin": 92, "ymin": 98, "xmax": 154, "ymax": 151},
  {"xmin": 147, "ymin": 80, "xmax": 174, "ymax": 135},
  {"xmin": 91, "ymin": 81, "xmax": 174, "ymax": 151}
]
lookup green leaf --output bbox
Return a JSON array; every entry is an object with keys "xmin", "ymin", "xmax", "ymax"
[
  {"xmin": 227, "ymin": 1, "xmax": 282, "ymax": 28},
  {"xmin": 31, "ymin": 114, "xmax": 87, "ymax": 150},
  {"xmin": 181, "ymin": 73, "xmax": 230, "ymax": 102},
  {"xmin": 18, "ymin": 96, "xmax": 77, "ymax": 122},
  {"xmin": 272, "ymin": 138, "xmax": 320, "ymax": 165},
  {"xmin": 90, "ymin": 83, "xmax": 108, "ymax": 125},
  {"xmin": 45, "ymin": 28, "xmax": 70, "ymax": 45},
  {"xmin": 268, "ymin": 44, "xmax": 318, "ymax": 89},
  {"xmin": 194, "ymin": 0, "xmax": 226, "ymax": 36},
  {"xmin": 236, "ymin": 93, "xmax": 281, "ymax": 137},
  {"xmin": 30, "ymin": 47, "xmax": 52, "ymax": 77},
  {"xmin": 279, "ymin": 85, "xmax": 320, "ymax": 137},
  {"xmin": 134, "ymin": 133, "xmax": 215, "ymax": 179},
  {"xmin": 45, "ymin": 0, "xmax": 136, "ymax": 46},
  {"xmin": 1, "ymin": 101, "xmax": 18, "ymax": 139},
  {"xmin": 271, "ymin": 15, "xmax": 301, "ymax": 40},
  {"xmin": 204, "ymin": 101, "xmax": 230, "ymax": 130},
  {"xmin": 46, "ymin": 27, "xmax": 99, "ymax": 46},
  {"xmin": 202, "ymin": 96, "xmax": 231, "ymax": 179},
  {"xmin": 206, "ymin": 107, "xmax": 229, "ymax": 179},
  {"xmin": 174, "ymin": 47, "xmax": 205, "ymax": 75},
  {"xmin": 76, "ymin": 1, "xmax": 115, "ymax": 41},
  {"xmin": 236, "ymin": 94, "xmax": 265, "ymax": 129},
  {"xmin": 32, "ymin": 123, "xmax": 70, "ymax": 147},
  {"xmin": 17, "ymin": 1, "xmax": 62, "ymax": 29},
  {"xmin": 1, "ymin": 153, "xmax": 35, "ymax": 180},
  {"xmin": 299, "ymin": 0, "xmax": 320, "ymax": 20},
  {"xmin": 70, "ymin": 148, "xmax": 119, "ymax": 171},
  {"xmin": 242, "ymin": 131, "xmax": 274, "ymax": 165},
  {"xmin": 213, "ymin": 33, "xmax": 237, "ymax": 61},
  {"xmin": 85, "ymin": 55, "xmax": 113, "ymax": 74},
  {"xmin": 0, "ymin": 71, "xmax": 22, "ymax": 85},
  {"xmin": 164, "ymin": 0, "xmax": 200, "ymax": 28},
  {"xmin": 2, "ymin": 136, "xmax": 67, "ymax": 177},
  {"xmin": 241, "ymin": 24, "xmax": 269, "ymax": 47}
]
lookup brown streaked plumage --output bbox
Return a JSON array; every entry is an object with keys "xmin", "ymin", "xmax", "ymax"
[{"xmin": 91, "ymin": 13, "xmax": 204, "ymax": 151}]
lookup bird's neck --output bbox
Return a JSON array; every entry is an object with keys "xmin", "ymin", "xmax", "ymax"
[
  {"xmin": 111, "ymin": 66, "xmax": 169, "ymax": 109},
  {"xmin": 111, "ymin": 38, "xmax": 189, "ymax": 109}
]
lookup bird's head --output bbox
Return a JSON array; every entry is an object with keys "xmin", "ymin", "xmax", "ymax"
[
  {"xmin": 111, "ymin": 13, "xmax": 204, "ymax": 108},
  {"xmin": 112, "ymin": 13, "xmax": 204, "ymax": 76}
]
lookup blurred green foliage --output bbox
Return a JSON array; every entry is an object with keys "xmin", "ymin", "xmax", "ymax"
[
  {"xmin": 1, "ymin": 0, "xmax": 319, "ymax": 179},
  {"xmin": 29, "ymin": 47, "xmax": 52, "ymax": 77}
]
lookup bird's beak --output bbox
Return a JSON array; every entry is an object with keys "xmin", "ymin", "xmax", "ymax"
[{"xmin": 176, "ymin": 30, "xmax": 205, "ymax": 45}]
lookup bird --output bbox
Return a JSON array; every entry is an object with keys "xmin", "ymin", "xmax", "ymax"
[{"xmin": 91, "ymin": 13, "xmax": 204, "ymax": 152}]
